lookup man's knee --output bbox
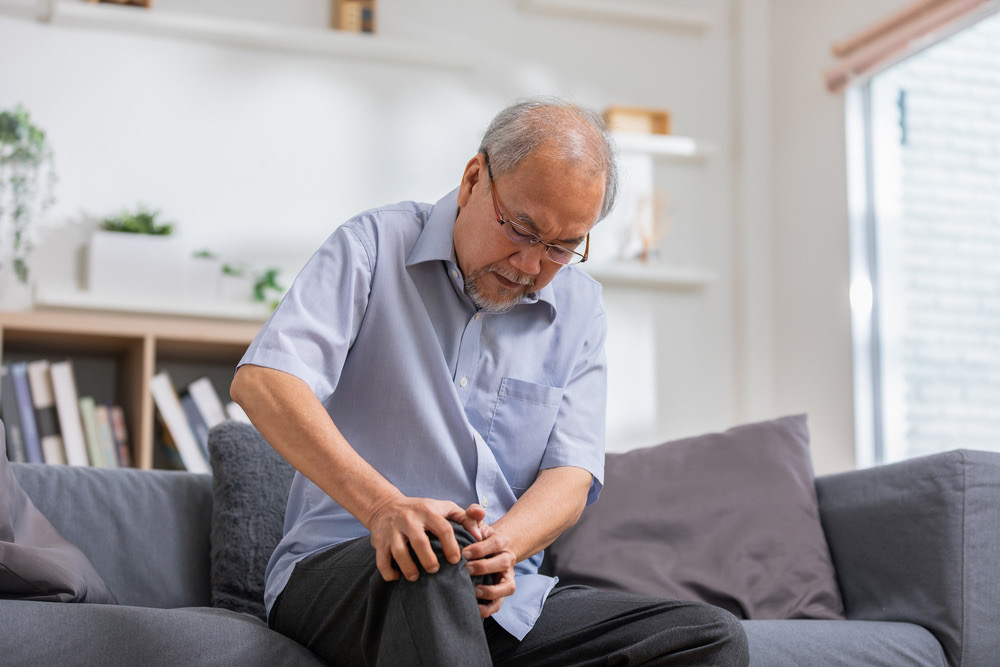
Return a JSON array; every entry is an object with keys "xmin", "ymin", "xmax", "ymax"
[{"xmin": 695, "ymin": 604, "xmax": 750, "ymax": 666}]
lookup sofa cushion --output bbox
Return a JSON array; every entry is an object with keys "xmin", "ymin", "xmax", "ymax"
[
  {"xmin": 11, "ymin": 458, "xmax": 212, "ymax": 608},
  {"xmin": 741, "ymin": 620, "xmax": 946, "ymax": 666},
  {"xmin": 547, "ymin": 415, "xmax": 844, "ymax": 620},
  {"xmin": 208, "ymin": 421, "xmax": 295, "ymax": 621},
  {"xmin": 0, "ymin": 421, "xmax": 117, "ymax": 604},
  {"xmin": 0, "ymin": 599, "xmax": 321, "ymax": 665}
]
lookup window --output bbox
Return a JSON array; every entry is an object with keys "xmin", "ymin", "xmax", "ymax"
[{"xmin": 848, "ymin": 10, "xmax": 1000, "ymax": 466}]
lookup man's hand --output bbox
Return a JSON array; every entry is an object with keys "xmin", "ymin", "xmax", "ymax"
[
  {"xmin": 461, "ymin": 505, "xmax": 517, "ymax": 618},
  {"xmin": 366, "ymin": 496, "xmax": 483, "ymax": 583}
]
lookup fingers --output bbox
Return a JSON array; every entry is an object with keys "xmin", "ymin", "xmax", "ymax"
[
  {"xmin": 464, "ymin": 550, "xmax": 516, "ymax": 578},
  {"xmin": 462, "ymin": 528, "xmax": 506, "ymax": 563},
  {"xmin": 479, "ymin": 598, "xmax": 503, "ymax": 618},
  {"xmin": 446, "ymin": 503, "xmax": 484, "ymax": 542},
  {"xmin": 476, "ymin": 570, "xmax": 516, "ymax": 618}
]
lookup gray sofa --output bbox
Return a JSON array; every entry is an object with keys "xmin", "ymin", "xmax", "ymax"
[{"xmin": 2, "ymin": 422, "xmax": 998, "ymax": 666}]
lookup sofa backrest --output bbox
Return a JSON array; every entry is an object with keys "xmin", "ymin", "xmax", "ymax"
[{"xmin": 12, "ymin": 463, "xmax": 213, "ymax": 609}]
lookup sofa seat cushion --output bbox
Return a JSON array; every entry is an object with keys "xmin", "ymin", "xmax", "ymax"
[
  {"xmin": 742, "ymin": 620, "xmax": 946, "ymax": 667},
  {"xmin": 0, "ymin": 600, "xmax": 322, "ymax": 666}
]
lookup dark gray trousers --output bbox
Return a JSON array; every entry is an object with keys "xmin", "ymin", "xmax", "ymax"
[{"xmin": 269, "ymin": 526, "xmax": 749, "ymax": 666}]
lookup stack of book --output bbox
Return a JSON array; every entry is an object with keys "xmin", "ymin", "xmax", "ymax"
[
  {"xmin": 150, "ymin": 371, "xmax": 251, "ymax": 474},
  {"xmin": 0, "ymin": 360, "xmax": 131, "ymax": 467}
]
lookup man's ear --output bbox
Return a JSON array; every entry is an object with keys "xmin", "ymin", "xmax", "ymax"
[{"xmin": 457, "ymin": 154, "xmax": 485, "ymax": 208}]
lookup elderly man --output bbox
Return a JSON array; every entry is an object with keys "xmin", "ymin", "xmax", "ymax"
[{"xmin": 231, "ymin": 98, "xmax": 748, "ymax": 666}]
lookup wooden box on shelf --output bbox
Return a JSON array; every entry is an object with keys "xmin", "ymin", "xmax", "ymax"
[
  {"xmin": 0, "ymin": 309, "xmax": 260, "ymax": 470},
  {"xmin": 332, "ymin": 0, "xmax": 376, "ymax": 33},
  {"xmin": 604, "ymin": 106, "xmax": 672, "ymax": 135}
]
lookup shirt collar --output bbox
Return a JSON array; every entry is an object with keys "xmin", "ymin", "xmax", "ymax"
[{"xmin": 407, "ymin": 188, "xmax": 558, "ymax": 315}]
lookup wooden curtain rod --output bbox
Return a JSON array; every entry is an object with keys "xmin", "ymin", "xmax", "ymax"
[
  {"xmin": 825, "ymin": 0, "xmax": 997, "ymax": 93},
  {"xmin": 831, "ymin": 0, "xmax": 952, "ymax": 57}
]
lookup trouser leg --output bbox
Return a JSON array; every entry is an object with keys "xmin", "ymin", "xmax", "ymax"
[
  {"xmin": 269, "ymin": 524, "xmax": 491, "ymax": 667},
  {"xmin": 486, "ymin": 585, "xmax": 749, "ymax": 667}
]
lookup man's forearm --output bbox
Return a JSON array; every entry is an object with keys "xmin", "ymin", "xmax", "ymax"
[
  {"xmin": 230, "ymin": 364, "xmax": 403, "ymax": 528},
  {"xmin": 492, "ymin": 466, "xmax": 593, "ymax": 563}
]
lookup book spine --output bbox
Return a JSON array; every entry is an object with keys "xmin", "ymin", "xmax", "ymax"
[
  {"xmin": 187, "ymin": 376, "xmax": 228, "ymax": 428},
  {"xmin": 78, "ymin": 396, "xmax": 106, "ymax": 467},
  {"xmin": 109, "ymin": 405, "xmax": 132, "ymax": 467},
  {"xmin": 10, "ymin": 362, "xmax": 43, "ymax": 464},
  {"xmin": 27, "ymin": 360, "xmax": 67, "ymax": 465},
  {"xmin": 0, "ymin": 365, "xmax": 28, "ymax": 463},
  {"xmin": 49, "ymin": 361, "xmax": 91, "ymax": 466},
  {"xmin": 181, "ymin": 392, "xmax": 211, "ymax": 462},
  {"xmin": 94, "ymin": 404, "xmax": 119, "ymax": 468}
]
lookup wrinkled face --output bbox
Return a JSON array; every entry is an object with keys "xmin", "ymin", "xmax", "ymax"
[{"xmin": 453, "ymin": 147, "xmax": 604, "ymax": 312}]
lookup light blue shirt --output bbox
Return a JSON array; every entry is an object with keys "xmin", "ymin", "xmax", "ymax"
[{"xmin": 241, "ymin": 189, "xmax": 607, "ymax": 640}]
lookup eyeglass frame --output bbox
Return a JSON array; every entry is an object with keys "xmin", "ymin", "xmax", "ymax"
[{"xmin": 482, "ymin": 152, "xmax": 590, "ymax": 266}]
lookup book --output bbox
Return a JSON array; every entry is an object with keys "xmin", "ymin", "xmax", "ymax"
[
  {"xmin": 187, "ymin": 377, "xmax": 228, "ymax": 429},
  {"xmin": 153, "ymin": 419, "xmax": 185, "ymax": 471},
  {"xmin": 49, "ymin": 360, "xmax": 91, "ymax": 466},
  {"xmin": 10, "ymin": 362, "xmax": 43, "ymax": 463},
  {"xmin": 0, "ymin": 364, "xmax": 27, "ymax": 463},
  {"xmin": 180, "ymin": 392, "xmax": 211, "ymax": 462},
  {"xmin": 78, "ymin": 396, "xmax": 106, "ymax": 467},
  {"xmin": 226, "ymin": 401, "xmax": 252, "ymax": 425},
  {"xmin": 150, "ymin": 371, "xmax": 210, "ymax": 474},
  {"xmin": 94, "ymin": 404, "xmax": 119, "ymax": 468},
  {"xmin": 109, "ymin": 405, "xmax": 132, "ymax": 467},
  {"xmin": 26, "ymin": 360, "xmax": 66, "ymax": 465}
]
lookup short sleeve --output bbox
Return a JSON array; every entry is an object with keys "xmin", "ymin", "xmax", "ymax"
[
  {"xmin": 539, "ymin": 307, "xmax": 608, "ymax": 505},
  {"xmin": 239, "ymin": 221, "xmax": 374, "ymax": 403}
]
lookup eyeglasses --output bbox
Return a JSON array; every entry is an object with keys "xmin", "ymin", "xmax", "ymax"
[{"xmin": 483, "ymin": 152, "xmax": 589, "ymax": 266}]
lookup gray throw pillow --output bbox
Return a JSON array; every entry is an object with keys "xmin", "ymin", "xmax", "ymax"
[
  {"xmin": 208, "ymin": 421, "xmax": 295, "ymax": 621},
  {"xmin": 547, "ymin": 414, "xmax": 845, "ymax": 620},
  {"xmin": 0, "ymin": 421, "xmax": 117, "ymax": 603}
]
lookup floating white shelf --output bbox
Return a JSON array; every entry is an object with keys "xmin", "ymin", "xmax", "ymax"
[
  {"xmin": 614, "ymin": 132, "xmax": 715, "ymax": 163},
  {"xmin": 582, "ymin": 262, "xmax": 714, "ymax": 290},
  {"xmin": 34, "ymin": 286, "xmax": 273, "ymax": 322},
  {"xmin": 0, "ymin": 0, "xmax": 470, "ymax": 71},
  {"xmin": 516, "ymin": 0, "xmax": 713, "ymax": 33}
]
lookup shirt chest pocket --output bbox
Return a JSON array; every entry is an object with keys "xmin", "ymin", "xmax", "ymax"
[{"xmin": 486, "ymin": 377, "xmax": 564, "ymax": 493}]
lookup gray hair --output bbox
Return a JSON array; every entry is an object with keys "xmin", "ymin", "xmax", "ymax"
[{"xmin": 478, "ymin": 97, "xmax": 620, "ymax": 223}]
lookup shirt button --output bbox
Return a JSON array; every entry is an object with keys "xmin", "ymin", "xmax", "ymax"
[
  {"xmin": 481, "ymin": 497, "xmax": 489, "ymax": 508},
  {"xmin": 474, "ymin": 313, "xmax": 481, "ymax": 321},
  {"xmin": 460, "ymin": 377, "xmax": 468, "ymax": 387},
  {"xmin": 451, "ymin": 269, "xmax": 459, "ymax": 279}
]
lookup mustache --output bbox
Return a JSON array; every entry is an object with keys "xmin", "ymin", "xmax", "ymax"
[{"xmin": 489, "ymin": 265, "xmax": 534, "ymax": 289}]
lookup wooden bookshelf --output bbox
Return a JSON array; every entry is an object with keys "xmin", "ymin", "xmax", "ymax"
[{"xmin": 0, "ymin": 309, "xmax": 261, "ymax": 470}]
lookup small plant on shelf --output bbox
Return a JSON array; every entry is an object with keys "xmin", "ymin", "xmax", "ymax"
[
  {"xmin": 253, "ymin": 267, "xmax": 284, "ymax": 309},
  {"xmin": 100, "ymin": 206, "xmax": 174, "ymax": 235},
  {"xmin": 0, "ymin": 104, "xmax": 56, "ymax": 284}
]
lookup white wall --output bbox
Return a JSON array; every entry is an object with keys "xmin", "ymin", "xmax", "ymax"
[
  {"xmin": 0, "ymin": 0, "xmax": 742, "ymax": 453},
  {"xmin": 769, "ymin": 0, "xmax": 910, "ymax": 473},
  {"xmin": 3, "ymin": 0, "xmax": 926, "ymax": 473}
]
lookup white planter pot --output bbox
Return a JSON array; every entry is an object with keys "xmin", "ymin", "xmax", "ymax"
[{"xmin": 88, "ymin": 230, "xmax": 186, "ymax": 298}]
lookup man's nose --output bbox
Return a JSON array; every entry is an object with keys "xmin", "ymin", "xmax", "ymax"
[{"xmin": 509, "ymin": 243, "xmax": 545, "ymax": 275}]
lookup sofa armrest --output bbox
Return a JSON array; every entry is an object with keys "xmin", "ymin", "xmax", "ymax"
[{"xmin": 815, "ymin": 449, "xmax": 1000, "ymax": 667}]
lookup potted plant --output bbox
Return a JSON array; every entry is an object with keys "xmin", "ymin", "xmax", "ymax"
[
  {"xmin": 0, "ymin": 104, "xmax": 56, "ymax": 307},
  {"xmin": 88, "ymin": 206, "xmax": 186, "ymax": 298}
]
